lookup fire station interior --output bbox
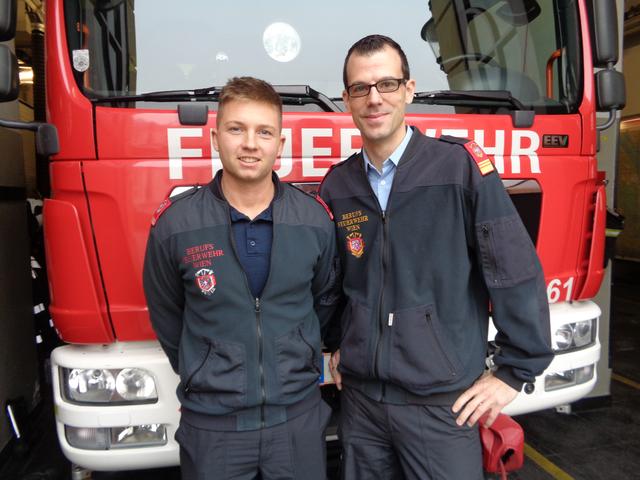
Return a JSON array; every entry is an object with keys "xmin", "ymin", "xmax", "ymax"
[{"xmin": 1, "ymin": 1, "xmax": 640, "ymax": 479}]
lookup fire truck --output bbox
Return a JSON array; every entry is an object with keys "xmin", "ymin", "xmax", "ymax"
[{"xmin": 0, "ymin": 0, "xmax": 625, "ymax": 472}]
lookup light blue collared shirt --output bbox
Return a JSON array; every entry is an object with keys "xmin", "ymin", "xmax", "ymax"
[{"xmin": 363, "ymin": 127, "xmax": 413, "ymax": 212}]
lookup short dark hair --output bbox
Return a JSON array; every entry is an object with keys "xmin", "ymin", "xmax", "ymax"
[
  {"xmin": 217, "ymin": 77, "xmax": 282, "ymax": 126},
  {"xmin": 343, "ymin": 35, "xmax": 410, "ymax": 89}
]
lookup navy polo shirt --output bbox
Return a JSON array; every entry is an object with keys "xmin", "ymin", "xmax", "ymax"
[{"xmin": 229, "ymin": 204, "xmax": 273, "ymax": 298}]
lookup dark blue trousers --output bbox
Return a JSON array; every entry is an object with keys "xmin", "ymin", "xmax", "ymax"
[
  {"xmin": 176, "ymin": 400, "xmax": 332, "ymax": 480},
  {"xmin": 339, "ymin": 387, "xmax": 483, "ymax": 480}
]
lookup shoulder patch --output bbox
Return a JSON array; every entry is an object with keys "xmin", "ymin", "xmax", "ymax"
[
  {"xmin": 151, "ymin": 198, "xmax": 172, "ymax": 226},
  {"xmin": 150, "ymin": 186, "xmax": 201, "ymax": 226},
  {"xmin": 463, "ymin": 141, "xmax": 495, "ymax": 176},
  {"xmin": 314, "ymin": 195, "xmax": 334, "ymax": 221},
  {"xmin": 438, "ymin": 136, "xmax": 495, "ymax": 176}
]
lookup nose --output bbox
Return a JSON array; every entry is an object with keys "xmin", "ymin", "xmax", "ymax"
[
  {"xmin": 366, "ymin": 85, "xmax": 383, "ymax": 104},
  {"xmin": 242, "ymin": 131, "xmax": 258, "ymax": 149}
]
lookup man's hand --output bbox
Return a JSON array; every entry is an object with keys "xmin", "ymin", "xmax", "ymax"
[
  {"xmin": 451, "ymin": 372, "xmax": 518, "ymax": 428},
  {"xmin": 329, "ymin": 350, "xmax": 342, "ymax": 390}
]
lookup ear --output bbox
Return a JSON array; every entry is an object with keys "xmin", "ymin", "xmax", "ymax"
[
  {"xmin": 342, "ymin": 90, "xmax": 351, "ymax": 112},
  {"xmin": 405, "ymin": 79, "xmax": 416, "ymax": 105},
  {"xmin": 277, "ymin": 133, "xmax": 286, "ymax": 157},
  {"xmin": 211, "ymin": 129, "xmax": 220, "ymax": 152}
]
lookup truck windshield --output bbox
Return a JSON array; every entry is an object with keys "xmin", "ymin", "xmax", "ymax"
[{"xmin": 64, "ymin": 0, "xmax": 582, "ymax": 113}]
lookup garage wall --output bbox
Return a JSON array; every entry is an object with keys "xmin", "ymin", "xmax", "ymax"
[
  {"xmin": 0, "ymin": 41, "xmax": 40, "ymax": 454},
  {"xmin": 617, "ymin": 119, "xmax": 640, "ymax": 260},
  {"xmin": 622, "ymin": 42, "xmax": 640, "ymax": 118},
  {"xmin": 617, "ymin": 1, "xmax": 640, "ymax": 260}
]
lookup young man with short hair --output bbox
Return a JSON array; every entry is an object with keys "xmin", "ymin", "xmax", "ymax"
[{"xmin": 144, "ymin": 76, "xmax": 339, "ymax": 480}]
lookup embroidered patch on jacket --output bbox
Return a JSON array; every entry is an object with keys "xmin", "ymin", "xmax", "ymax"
[
  {"xmin": 346, "ymin": 232, "xmax": 365, "ymax": 258},
  {"xmin": 151, "ymin": 198, "xmax": 172, "ymax": 226},
  {"xmin": 183, "ymin": 244, "xmax": 225, "ymax": 269},
  {"xmin": 464, "ymin": 141, "xmax": 495, "ymax": 176},
  {"xmin": 337, "ymin": 210, "xmax": 369, "ymax": 232},
  {"xmin": 195, "ymin": 268, "xmax": 217, "ymax": 295}
]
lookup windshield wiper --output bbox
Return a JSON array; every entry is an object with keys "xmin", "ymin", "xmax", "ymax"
[
  {"xmin": 90, "ymin": 85, "xmax": 341, "ymax": 112},
  {"xmin": 90, "ymin": 87, "xmax": 222, "ymax": 104},
  {"xmin": 414, "ymin": 90, "xmax": 527, "ymax": 111},
  {"xmin": 413, "ymin": 90, "xmax": 534, "ymax": 128},
  {"xmin": 273, "ymin": 85, "xmax": 341, "ymax": 112}
]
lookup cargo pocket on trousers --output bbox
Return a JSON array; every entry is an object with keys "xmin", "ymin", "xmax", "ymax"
[{"xmin": 389, "ymin": 305, "xmax": 463, "ymax": 391}]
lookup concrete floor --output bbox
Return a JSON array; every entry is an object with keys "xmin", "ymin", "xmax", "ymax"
[{"xmin": 1, "ymin": 259, "xmax": 639, "ymax": 480}]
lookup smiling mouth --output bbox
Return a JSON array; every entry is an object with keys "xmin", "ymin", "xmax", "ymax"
[
  {"xmin": 365, "ymin": 112, "xmax": 387, "ymax": 121},
  {"xmin": 239, "ymin": 157, "xmax": 260, "ymax": 164}
]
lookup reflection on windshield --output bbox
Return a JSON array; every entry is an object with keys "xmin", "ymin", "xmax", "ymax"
[{"xmin": 64, "ymin": 0, "xmax": 581, "ymax": 113}]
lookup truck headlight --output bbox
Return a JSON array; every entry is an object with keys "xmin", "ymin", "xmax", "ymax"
[
  {"xmin": 115, "ymin": 368, "xmax": 157, "ymax": 401},
  {"xmin": 552, "ymin": 319, "xmax": 596, "ymax": 352},
  {"xmin": 544, "ymin": 364, "xmax": 595, "ymax": 391},
  {"xmin": 553, "ymin": 324, "xmax": 574, "ymax": 351},
  {"xmin": 67, "ymin": 369, "xmax": 116, "ymax": 403},
  {"xmin": 572, "ymin": 320, "xmax": 593, "ymax": 347},
  {"xmin": 65, "ymin": 424, "xmax": 167, "ymax": 450},
  {"xmin": 62, "ymin": 368, "xmax": 158, "ymax": 404}
]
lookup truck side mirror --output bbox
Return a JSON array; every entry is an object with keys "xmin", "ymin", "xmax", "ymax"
[
  {"xmin": 0, "ymin": 0, "xmax": 17, "ymax": 41},
  {"xmin": 587, "ymin": 0, "xmax": 625, "ymax": 131},
  {"xmin": 596, "ymin": 69, "xmax": 625, "ymax": 112},
  {"xmin": 0, "ymin": 44, "xmax": 19, "ymax": 101},
  {"xmin": 587, "ymin": 0, "xmax": 619, "ymax": 67}
]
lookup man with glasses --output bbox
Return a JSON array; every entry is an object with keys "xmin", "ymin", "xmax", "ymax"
[{"xmin": 319, "ymin": 35, "xmax": 552, "ymax": 479}]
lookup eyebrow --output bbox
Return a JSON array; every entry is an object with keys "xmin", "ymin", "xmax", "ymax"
[
  {"xmin": 223, "ymin": 120, "xmax": 277, "ymax": 131},
  {"xmin": 351, "ymin": 75, "xmax": 399, "ymax": 84}
]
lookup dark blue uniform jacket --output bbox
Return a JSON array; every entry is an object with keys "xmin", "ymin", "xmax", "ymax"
[
  {"xmin": 143, "ymin": 172, "xmax": 340, "ymax": 430},
  {"xmin": 319, "ymin": 128, "xmax": 553, "ymax": 404}
]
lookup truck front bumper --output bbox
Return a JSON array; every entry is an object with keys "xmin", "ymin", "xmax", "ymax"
[
  {"xmin": 51, "ymin": 341, "xmax": 181, "ymax": 471},
  {"xmin": 501, "ymin": 300, "xmax": 602, "ymax": 416},
  {"xmin": 51, "ymin": 301, "xmax": 601, "ymax": 470}
]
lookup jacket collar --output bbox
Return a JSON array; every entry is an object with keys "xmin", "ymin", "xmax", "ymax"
[
  {"xmin": 351, "ymin": 126, "xmax": 425, "ymax": 174},
  {"xmin": 208, "ymin": 170, "xmax": 284, "ymax": 203}
]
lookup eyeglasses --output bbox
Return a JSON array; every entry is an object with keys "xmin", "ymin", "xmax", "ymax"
[{"xmin": 346, "ymin": 78, "xmax": 407, "ymax": 98}]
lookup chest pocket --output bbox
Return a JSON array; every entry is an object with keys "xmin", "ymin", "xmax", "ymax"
[{"xmin": 476, "ymin": 214, "xmax": 538, "ymax": 288}]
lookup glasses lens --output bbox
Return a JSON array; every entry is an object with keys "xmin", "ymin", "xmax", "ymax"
[
  {"xmin": 348, "ymin": 79, "xmax": 404, "ymax": 97},
  {"xmin": 376, "ymin": 79, "xmax": 402, "ymax": 93},
  {"xmin": 349, "ymin": 84, "xmax": 370, "ymax": 97}
]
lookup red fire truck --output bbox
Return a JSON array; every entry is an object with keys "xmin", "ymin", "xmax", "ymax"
[{"xmin": 0, "ymin": 0, "xmax": 625, "ymax": 472}]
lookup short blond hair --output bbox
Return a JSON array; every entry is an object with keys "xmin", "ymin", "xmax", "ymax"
[{"xmin": 217, "ymin": 77, "xmax": 282, "ymax": 127}]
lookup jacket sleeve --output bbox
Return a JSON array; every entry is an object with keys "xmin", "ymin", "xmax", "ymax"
[
  {"xmin": 142, "ymin": 228, "xmax": 184, "ymax": 373},
  {"xmin": 470, "ymin": 164, "xmax": 554, "ymax": 390},
  {"xmin": 312, "ymin": 208, "xmax": 344, "ymax": 352}
]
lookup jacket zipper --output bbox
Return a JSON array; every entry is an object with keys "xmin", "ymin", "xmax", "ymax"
[
  {"xmin": 373, "ymin": 210, "xmax": 389, "ymax": 384},
  {"xmin": 225, "ymin": 204, "xmax": 273, "ymax": 428},
  {"xmin": 426, "ymin": 313, "xmax": 457, "ymax": 377},
  {"xmin": 184, "ymin": 341, "xmax": 213, "ymax": 395},
  {"xmin": 481, "ymin": 224, "xmax": 499, "ymax": 286},
  {"xmin": 360, "ymin": 161, "xmax": 393, "ymax": 399},
  {"xmin": 255, "ymin": 297, "xmax": 266, "ymax": 428}
]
